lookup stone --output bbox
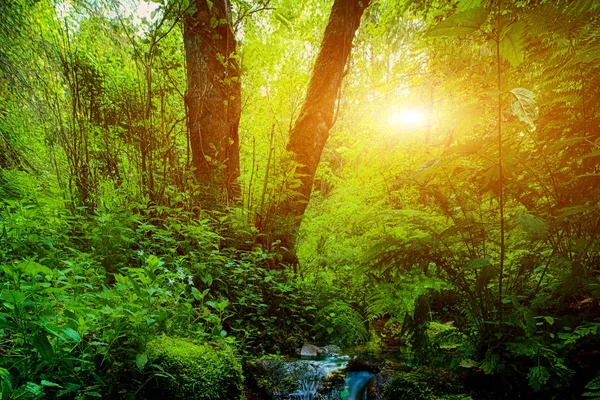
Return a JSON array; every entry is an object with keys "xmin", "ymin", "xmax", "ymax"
[
  {"xmin": 346, "ymin": 355, "xmax": 385, "ymax": 374},
  {"xmin": 318, "ymin": 345, "xmax": 341, "ymax": 356},
  {"xmin": 300, "ymin": 343, "xmax": 320, "ymax": 357},
  {"xmin": 366, "ymin": 369, "xmax": 397, "ymax": 400}
]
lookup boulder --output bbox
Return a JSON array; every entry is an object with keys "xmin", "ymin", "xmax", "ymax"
[
  {"xmin": 299, "ymin": 343, "xmax": 342, "ymax": 357},
  {"xmin": 319, "ymin": 345, "xmax": 341, "ymax": 356},
  {"xmin": 346, "ymin": 355, "xmax": 385, "ymax": 374},
  {"xmin": 245, "ymin": 359, "xmax": 302, "ymax": 399},
  {"xmin": 300, "ymin": 343, "xmax": 320, "ymax": 356},
  {"xmin": 145, "ymin": 336, "xmax": 243, "ymax": 400},
  {"xmin": 367, "ymin": 369, "xmax": 397, "ymax": 400},
  {"xmin": 246, "ymin": 357, "xmax": 348, "ymax": 399}
]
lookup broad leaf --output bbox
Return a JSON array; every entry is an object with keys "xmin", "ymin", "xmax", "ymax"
[
  {"xmin": 459, "ymin": 358, "xmax": 478, "ymax": 368},
  {"xmin": 500, "ymin": 21, "xmax": 526, "ymax": 67},
  {"xmin": 510, "ymin": 88, "xmax": 537, "ymax": 130},
  {"xmin": 12, "ymin": 382, "xmax": 44, "ymax": 399},
  {"xmin": 136, "ymin": 354, "xmax": 148, "ymax": 371},
  {"xmin": 1, "ymin": 290, "xmax": 25, "ymax": 305},
  {"xmin": 32, "ymin": 333, "xmax": 54, "ymax": 363},
  {"xmin": 457, "ymin": 0, "xmax": 482, "ymax": 11},
  {"xmin": 62, "ymin": 328, "xmax": 81, "ymax": 343},
  {"xmin": 40, "ymin": 380, "xmax": 62, "ymax": 388},
  {"xmin": 0, "ymin": 367, "xmax": 12, "ymax": 396},
  {"xmin": 425, "ymin": 7, "xmax": 488, "ymax": 37}
]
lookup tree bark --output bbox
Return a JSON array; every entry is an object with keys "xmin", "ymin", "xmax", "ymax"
[
  {"xmin": 184, "ymin": 0, "xmax": 241, "ymax": 204},
  {"xmin": 271, "ymin": 0, "xmax": 370, "ymax": 263}
]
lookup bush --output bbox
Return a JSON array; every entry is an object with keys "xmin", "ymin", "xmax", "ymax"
[
  {"xmin": 384, "ymin": 369, "xmax": 470, "ymax": 400},
  {"xmin": 145, "ymin": 336, "xmax": 243, "ymax": 400}
]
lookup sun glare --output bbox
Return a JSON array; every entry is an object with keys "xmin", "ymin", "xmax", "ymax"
[
  {"xmin": 119, "ymin": 1, "xmax": 161, "ymax": 25},
  {"xmin": 387, "ymin": 107, "xmax": 430, "ymax": 128}
]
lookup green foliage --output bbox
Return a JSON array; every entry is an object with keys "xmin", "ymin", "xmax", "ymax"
[
  {"xmin": 384, "ymin": 369, "xmax": 471, "ymax": 400},
  {"xmin": 2, "ymin": 0, "xmax": 600, "ymax": 397},
  {"xmin": 583, "ymin": 373, "xmax": 600, "ymax": 399},
  {"xmin": 0, "ymin": 178, "xmax": 323, "ymax": 396},
  {"xmin": 145, "ymin": 337, "xmax": 243, "ymax": 400},
  {"xmin": 318, "ymin": 300, "xmax": 370, "ymax": 347},
  {"xmin": 424, "ymin": 7, "xmax": 488, "ymax": 37}
]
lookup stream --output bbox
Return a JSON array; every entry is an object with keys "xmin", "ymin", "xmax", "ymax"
[{"xmin": 286, "ymin": 355, "xmax": 375, "ymax": 400}]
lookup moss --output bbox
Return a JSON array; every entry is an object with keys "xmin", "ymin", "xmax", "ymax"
[
  {"xmin": 146, "ymin": 336, "xmax": 243, "ymax": 400},
  {"xmin": 246, "ymin": 358, "xmax": 300, "ymax": 398}
]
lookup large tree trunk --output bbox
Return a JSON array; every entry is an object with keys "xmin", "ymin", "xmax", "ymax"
[
  {"xmin": 184, "ymin": 0, "xmax": 241, "ymax": 205},
  {"xmin": 271, "ymin": 0, "xmax": 370, "ymax": 264}
]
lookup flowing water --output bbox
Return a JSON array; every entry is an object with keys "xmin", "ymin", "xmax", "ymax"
[
  {"xmin": 285, "ymin": 355, "xmax": 375, "ymax": 400},
  {"xmin": 343, "ymin": 371, "xmax": 375, "ymax": 400}
]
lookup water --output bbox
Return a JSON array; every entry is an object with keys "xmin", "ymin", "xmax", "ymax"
[
  {"xmin": 344, "ymin": 371, "xmax": 375, "ymax": 400},
  {"xmin": 286, "ymin": 355, "xmax": 374, "ymax": 400}
]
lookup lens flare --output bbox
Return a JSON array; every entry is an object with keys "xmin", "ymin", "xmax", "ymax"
[{"xmin": 387, "ymin": 108, "xmax": 430, "ymax": 128}]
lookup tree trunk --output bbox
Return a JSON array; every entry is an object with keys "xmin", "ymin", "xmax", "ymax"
[
  {"xmin": 184, "ymin": 0, "xmax": 241, "ymax": 205},
  {"xmin": 271, "ymin": 0, "xmax": 370, "ymax": 263}
]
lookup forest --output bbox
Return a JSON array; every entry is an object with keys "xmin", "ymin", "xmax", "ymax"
[{"xmin": 1, "ymin": 0, "xmax": 599, "ymax": 398}]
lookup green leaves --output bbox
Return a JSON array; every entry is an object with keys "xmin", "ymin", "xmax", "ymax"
[
  {"xmin": 135, "ymin": 354, "xmax": 148, "ymax": 371},
  {"xmin": 510, "ymin": 88, "xmax": 538, "ymax": 130},
  {"xmin": 0, "ymin": 368, "xmax": 12, "ymax": 400},
  {"xmin": 62, "ymin": 328, "xmax": 81, "ymax": 343},
  {"xmin": 1, "ymin": 290, "xmax": 24, "ymax": 306},
  {"xmin": 500, "ymin": 21, "xmax": 526, "ymax": 67},
  {"xmin": 425, "ymin": 7, "xmax": 488, "ymax": 37},
  {"xmin": 32, "ymin": 333, "xmax": 54, "ymax": 363},
  {"xmin": 583, "ymin": 372, "xmax": 600, "ymax": 399},
  {"xmin": 516, "ymin": 211, "xmax": 548, "ymax": 239},
  {"xmin": 528, "ymin": 365, "xmax": 550, "ymax": 391}
]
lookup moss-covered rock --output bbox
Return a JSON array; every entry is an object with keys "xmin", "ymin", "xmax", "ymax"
[
  {"xmin": 146, "ymin": 336, "xmax": 243, "ymax": 400},
  {"xmin": 245, "ymin": 358, "xmax": 302, "ymax": 399}
]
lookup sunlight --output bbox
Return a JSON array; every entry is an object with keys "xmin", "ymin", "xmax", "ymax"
[
  {"xmin": 120, "ymin": 0, "xmax": 161, "ymax": 25},
  {"xmin": 387, "ymin": 107, "xmax": 430, "ymax": 129}
]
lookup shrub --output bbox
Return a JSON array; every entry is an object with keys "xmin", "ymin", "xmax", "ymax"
[
  {"xmin": 145, "ymin": 336, "xmax": 243, "ymax": 400},
  {"xmin": 384, "ymin": 369, "xmax": 470, "ymax": 400}
]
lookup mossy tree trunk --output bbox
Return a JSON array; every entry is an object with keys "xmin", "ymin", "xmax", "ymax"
[
  {"xmin": 183, "ymin": 0, "xmax": 241, "ymax": 206},
  {"xmin": 270, "ymin": 0, "xmax": 370, "ymax": 265}
]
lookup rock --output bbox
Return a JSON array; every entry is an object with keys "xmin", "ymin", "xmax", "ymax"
[
  {"xmin": 346, "ymin": 355, "xmax": 385, "ymax": 374},
  {"xmin": 299, "ymin": 343, "xmax": 342, "ymax": 357},
  {"xmin": 317, "ymin": 369, "xmax": 346, "ymax": 398},
  {"xmin": 301, "ymin": 343, "xmax": 320, "ymax": 357},
  {"xmin": 246, "ymin": 356, "xmax": 348, "ymax": 399},
  {"xmin": 246, "ymin": 359, "xmax": 303, "ymax": 398},
  {"xmin": 318, "ymin": 345, "xmax": 341, "ymax": 356},
  {"xmin": 144, "ymin": 336, "xmax": 243, "ymax": 400},
  {"xmin": 367, "ymin": 369, "xmax": 397, "ymax": 400}
]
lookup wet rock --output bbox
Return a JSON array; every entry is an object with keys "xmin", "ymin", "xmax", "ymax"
[
  {"xmin": 367, "ymin": 369, "xmax": 397, "ymax": 400},
  {"xmin": 246, "ymin": 356, "xmax": 349, "ymax": 399},
  {"xmin": 316, "ymin": 369, "xmax": 346, "ymax": 398},
  {"xmin": 346, "ymin": 355, "xmax": 385, "ymax": 374},
  {"xmin": 246, "ymin": 359, "xmax": 299, "ymax": 399},
  {"xmin": 299, "ymin": 343, "xmax": 342, "ymax": 357},
  {"xmin": 319, "ymin": 345, "xmax": 341, "ymax": 356},
  {"xmin": 301, "ymin": 343, "xmax": 320, "ymax": 357}
]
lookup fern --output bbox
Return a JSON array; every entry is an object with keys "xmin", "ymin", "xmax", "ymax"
[
  {"xmin": 583, "ymin": 373, "xmax": 600, "ymax": 399},
  {"xmin": 319, "ymin": 301, "xmax": 370, "ymax": 346}
]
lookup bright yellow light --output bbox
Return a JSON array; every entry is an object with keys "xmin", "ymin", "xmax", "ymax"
[{"xmin": 387, "ymin": 108, "xmax": 430, "ymax": 128}]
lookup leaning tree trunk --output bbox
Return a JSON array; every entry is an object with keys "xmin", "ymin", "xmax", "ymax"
[
  {"xmin": 184, "ymin": 0, "xmax": 241, "ymax": 205},
  {"xmin": 271, "ymin": 0, "xmax": 370, "ymax": 264}
]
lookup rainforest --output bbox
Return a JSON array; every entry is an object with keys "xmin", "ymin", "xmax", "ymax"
[{"xmin": 1, "ymin": 0, "xmax": 599, "ymax": 399}]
